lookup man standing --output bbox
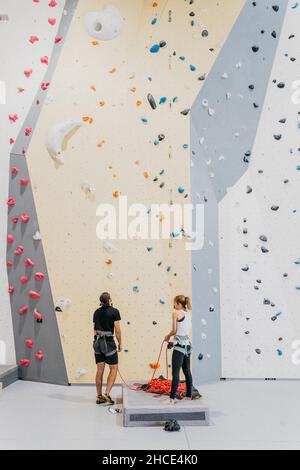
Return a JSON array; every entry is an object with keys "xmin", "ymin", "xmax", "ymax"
[{"xmin": 93, "ymin": 292, "xmax": 122, "ymax": 405}]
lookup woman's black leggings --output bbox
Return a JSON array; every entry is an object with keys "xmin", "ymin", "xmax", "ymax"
[{"xmin": 170, "ymin": 348, "xmax": 193, "ymax": 400}]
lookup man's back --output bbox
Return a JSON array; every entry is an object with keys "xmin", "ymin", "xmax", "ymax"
[{"xmin": 93, "ymin": 306, "xmax": 121, "ymax": 335}]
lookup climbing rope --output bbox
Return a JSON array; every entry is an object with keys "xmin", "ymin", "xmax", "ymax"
[{"xmin": 117, "ymin": 340, "xmax": 187, "ymax": 399}]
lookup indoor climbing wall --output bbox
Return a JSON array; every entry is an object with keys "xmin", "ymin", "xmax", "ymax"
[
  {"xmin": 221, "ymin": 0, "xmax": 300, "ymax": 379},
  {"xmin": 5, "ymin": 0, "xmax": 75, "ymax": 383},
  {"xmin": 0, "ymin": 0, "xmax": 67, "ymax": 368},
  {"xmin": 191, "ymin": 0, "xmax": 289, "ymax": 383},
  {"xmin": 19, "ymin": 0, "xmax": 244, "ymax": 383}
]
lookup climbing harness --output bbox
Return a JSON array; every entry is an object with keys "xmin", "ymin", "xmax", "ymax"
[{"xmin": 94, "ymin": 330, "xmax": 117, "ymax": 357}]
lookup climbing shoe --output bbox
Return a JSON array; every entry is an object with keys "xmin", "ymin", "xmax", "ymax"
[
  {"xmin": 164, "ymin": 420, "xmax": 181, "ymax": 432},
  {"xmin": 104, "ymin": 394, "xmax": 115, "ymax": 405},
  {"xmin": 96, "ymin": 395, "xmax": 107, "ymax": 405}
]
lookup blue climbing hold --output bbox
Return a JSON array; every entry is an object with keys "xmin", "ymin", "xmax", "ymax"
[
  {"xmin": 159, "ymin": 97, "xmax": 167, "ymax": 104},
  {"xmin": 150, "ymin": 44, "xmax": 160, "ymax": 53},
  {"xmin": 190, "ymin": 64, "xmax": 197, "ymax": 72},
  {"xmin": 178, "ymin": 187, "xmax": 185, "ymax": 194},
  {"xmin": 151, "ymin": 18, "xmax": 158, "ymax": 25}
]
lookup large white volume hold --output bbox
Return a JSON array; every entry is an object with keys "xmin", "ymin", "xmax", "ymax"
[
  {"xmin": 46, "ymin": 119, "xmax": 83, "ymax": 164},
  {"xmin": 84, "ymin": 5, "xmax": 124, "ymax": 41}
]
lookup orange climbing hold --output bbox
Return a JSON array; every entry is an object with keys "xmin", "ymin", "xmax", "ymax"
[
  {"xmin": 136, "ymin": 100, "xmax": 142, "ymax": 107},
  {"xmin": 113, "ymin": 191, "xmax": 119, "ymax": 199},
  {"xmin": 150, "ymin": 363, "xmax": 160, "ymax": 370},
  {"xmin": 109, "ymin": 68, "xmax": 117, "ymax": 74},
  {"xmin": 99, "ymin": 101, "xmax": 105, "ymax": 107},
  {"xmin": 106, "ymin": 259, "xmax": 113, "ymax": 265}
]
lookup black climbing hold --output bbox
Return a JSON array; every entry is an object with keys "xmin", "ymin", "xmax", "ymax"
[
  {"xmin": 259, "ymin": 235, "xmax": 268, "ymax": 242},
  {"xmin": 277, "ymin": 82, "xmax": 285, "ymax": 89},
  {"xmin": 147, "ymin": 93, "xmax": 157, "ymax": 110},
  {"xmin": 158, "ymin": 134, "xmax": 165, "ymax": 141},
  {"xmin": 202, "ymin": 30, "xmax": 209, "ymax": 38},
  {"xmin": 271, "ymin": 31, "xmax": 277, "ymax": 39},
  {"xmin": 159, "ymin": 40, "xmax": 167, "ymax": 48},
  {"xmin": 273, "ymin": 134, "xmax": 282, "ymax": 141},
  {"xmin": 246, "ymin": 186, "xmax": 253, "ymax": 194},
  {"xmin": 261, "ymin": 246, "xmax": 269, "ymax": 254},
  {"xmin": 271, "ymin": 205, "xmax": 279, "ymax": 211},
  {"xmin": 255, "ymin": 349, "xmax": 262, "ymax": 355},
  {"xmin": 242, "ymin": 265, "xmax": 250, "ymax": 272},
  {"xmin": 272, "ymin": 5, "xmax": 280, "ymax": 12},
  {"xmin": 249, "ymin": 84, "xmax": 255, "ymax": 90},
  {"xmin": 279, "ymin": 118, "xmax": 286, "ymax": 123},
  {"xmin": 252, "ymin": 46, "xmax": 260, "ymax": 53},
  {"xmin": 181, "ymin": 108, "xmax": 191, "ymax": 116},
  {"xmin": 198, "ymin": 353, "xmax": 204, "ymax": 361}
]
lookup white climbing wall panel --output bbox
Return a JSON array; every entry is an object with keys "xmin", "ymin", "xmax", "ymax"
[{"xmin": 221, "ymin": 0, "xmax": 300, "ymax": 379}]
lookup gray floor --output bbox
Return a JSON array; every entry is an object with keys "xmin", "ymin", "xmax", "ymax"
[{"xmin": 0, "ymin": 380, "xmax": 300, "ymax": 450}]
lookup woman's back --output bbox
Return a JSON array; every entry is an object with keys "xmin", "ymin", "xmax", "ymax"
[{"xmin": 176, "ymin": 311, "xmax": 192, "ymax": 337}]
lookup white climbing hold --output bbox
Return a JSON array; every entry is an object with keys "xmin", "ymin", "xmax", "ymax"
[
  {"xmin": 75, "ymin": 368, "xmax": 87, "ymax": 379},
  {"xmin": 46, "ymin": 119, "xmax": 83, "ymax": 164},
  {"xmin": 55, "ymin": 299, "xmax": 72, "ymax": 312},
  {"xmin": 84, "ymin": 5, "xmax": 124, "ymax": 41},
  {"xmin": 104, "ymin": 242, "xmax": 119, "ymax": 254},
  {"xmin": 81, "ymin": 181, "xmax": 96, "ymax": 193},
  {"xmin": 33, "ymin": 231, "xmax": 42, "ymax": 241}
]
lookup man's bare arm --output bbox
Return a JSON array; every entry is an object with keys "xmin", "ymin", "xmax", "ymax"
[{"xmin": 115, "ymin": 321, "xmax": 122, "ymax": 352}]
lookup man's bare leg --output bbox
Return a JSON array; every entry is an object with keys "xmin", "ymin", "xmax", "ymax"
[
  {"xmin": 106, "ymin": 364, "xmax": 118, "ymax": 397},
  {"xmin": 96, "ymin": 362, "xmax": 105, "ymax": 396}
]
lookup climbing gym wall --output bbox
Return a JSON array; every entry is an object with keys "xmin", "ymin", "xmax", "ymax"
[
  {"xmin": 4, "ymin": 0, "xmax": 72, "ymax": 383},
  {"xmin": 9, "ymin": 0, "xmax": 244, "ymax": 384},
  {"xmin": 220, "ymin": 0, "xmax": 300, "ymax": 379},
  {"xmin": 191, "ymin": 0, "xmax": 290, "ymax": 383},
  {"xmin": 0, "ymin": 0, "xmax": 67, "ymax": 367}
]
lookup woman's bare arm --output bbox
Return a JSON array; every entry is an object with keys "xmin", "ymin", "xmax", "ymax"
[{"xmin": 164, "ymin": 311, "xmax": 178, "ymax": 342}]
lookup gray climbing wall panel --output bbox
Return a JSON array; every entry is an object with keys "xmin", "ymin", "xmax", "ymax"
[
  {"xmin": 7, "ymin": 0, "xmax": 79, "ymax": 384},
  {"xmin": 191, "ymin": 0, "xmax": 288, "ymax": 384}
]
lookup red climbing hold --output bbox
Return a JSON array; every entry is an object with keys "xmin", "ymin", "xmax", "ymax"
[
  {"xmin": 34, "ymin": 309, "xmax": 43, "ymax": 322},
  {"xmin": 12, "ymin": 167, "xmax": 20, "ymax": 175},
  {"xmin": 54, "ymin": 36, "xmax": 63, "ymax": 44},
  {"xmin": 28, "ymin": 290, "xmax": 41, "ymax": 300},
  {"xmin": 49, "ymin": 0, "xmax": 58, "ymax": 8},
  {"xmin": 12, "ymin": 217, "xmax": 19, "ymax": 224},
  {"xmin": 20, "ymin": 276, "xmax": 29, "ymax": 284},
  {"xmin": 7, "ymin": 261, "xmax": 13, "ymax": 268},
  {"xmin": 35, "ymin": 351, "xmax": 44, "ymax": 361},
  {"xmin": 41, "ymin": 82, "xmax": 50, "ymax": 91},
  {"xmin": 29, "ymin": 36, "xmax": 39, "ymax": 44},
  {"xmin": 25, "ymin": 128, "xmax": 32, "ymax": 137},
  {"xmin": 18, "ymin": 305, "xmax": 29, "ymax": 315},
  {"xmin": 48, "ymin": 18, "xmax": 56, "ymax": 26},
  {"xmin": 20, "ymin": 359, "xmax": 30, "ymax": 367},
  {"xmin": 9, "ymin": 114, "xmax": 18, "ymax": 123},
  {"xmin": 8, "ymin": 286, "xmax": 15, "ymax": 295},
  {"xmin": 41, "ymin": 56, "xmax": 49, "ymax": 65},
  {"xmin": 25, "ymin": 339, "xmax": 34, "ymax": 349},
  {"xmin": 7, "ymin": 234, "xmax": 14, "ymax": 244},
  {"xmin": 35, "ymin": 272, "xmax": 45, "ymax": 281},
  {"xmin": 7, "ymin": 198, "xmax": 16, "ymax": 206},
  {"xmin": 20, "ymin": 179, "xmax": 29, "ymax": 186},
  {"xmin": 21, "ymin": 214, "xmax": 30, "ymax": 223},
  {"xmin": 24, "ymin": 69, "xmax": 33, "ymax": 78},
  {"xmin": 14, "ymin": 245, "xmax": 24, "ymax": 256},
  {"xmin": 25, "ymin": 258, "xmax": 35, "ymax": 267}
]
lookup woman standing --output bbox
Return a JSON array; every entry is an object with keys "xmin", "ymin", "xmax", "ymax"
[{"xmin": 164, "ymin": 295, "xmax": 193, "ymax": 405}]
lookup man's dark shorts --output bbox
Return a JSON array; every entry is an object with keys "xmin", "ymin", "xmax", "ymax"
[
  {"xmin": 95, "ymin": 351, "xmax": 118, "ymax": 365},
  {"xmin": 94, "ymin": 337, "xmax": 118, "ymax": 365}
]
